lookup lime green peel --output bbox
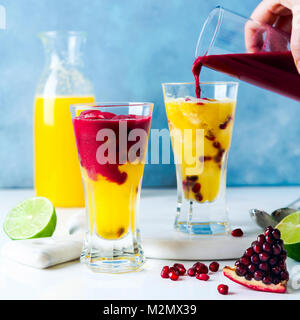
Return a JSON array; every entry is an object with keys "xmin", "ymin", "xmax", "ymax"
[
  {"xmin": 3, "ymin": 197, "xmax": 57, "ymax": 240},
  {"xmin": 276, "ymin": 211, "xmax": 300, "ymax": 262}
]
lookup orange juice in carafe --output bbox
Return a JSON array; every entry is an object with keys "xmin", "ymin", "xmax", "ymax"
[
  {"xmin": 34, "ymin": 96, "xmax": 94, "ymax": 207},
  {"xmin": 34, "ymin": 31, "xmax": 95, "ymax": 207}
]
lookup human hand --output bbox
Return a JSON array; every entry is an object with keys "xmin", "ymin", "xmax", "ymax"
[{"xmin": 245, "ymin": 0, "xmax": 300, "ymax": 73}]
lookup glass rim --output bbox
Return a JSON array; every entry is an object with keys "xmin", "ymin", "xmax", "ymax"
[
  {"xmin": 162, "ymin": 81, "xmax": 239, "ymax": 86},
  {"xmin": 195, "ymin": 6, "xmax": 224, "ymax": 58},
  {"xmin": 70, "ymin": 101, "xmax": 154, "ymax": 109}
]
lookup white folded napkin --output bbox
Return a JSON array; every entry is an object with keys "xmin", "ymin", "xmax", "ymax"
[
  {"xmin": 1, "ymin": 212, "xmax": 86, "ymax": 269},
  {"xmin": 1, "ymin": 235, "xmax": 83, "ymax": 269}
]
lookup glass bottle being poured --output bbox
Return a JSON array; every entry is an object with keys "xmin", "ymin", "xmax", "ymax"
[{"xmin": 193, "ymin": 6, "xmax": 300, "ymax": 102}]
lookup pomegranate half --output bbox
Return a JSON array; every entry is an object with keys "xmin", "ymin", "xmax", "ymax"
[{"xmin": 224, "ymin": 226, "xmax": 288, "ymax": 293}]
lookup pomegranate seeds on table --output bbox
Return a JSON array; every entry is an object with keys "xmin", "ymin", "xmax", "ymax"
[
  {"xmin": 209, "ymin": 261, "xmax": 219, "ymax": 272},
  {"xmin": 231, "ymin": 228, "xmax": 243, "ymax": 237},
  {"xmin": 160, "ymin": 261, "xmax": 230, "ymax": 294},
  {"xmin": 217, "ymin": 284, "xmax": 229, "ymax": 295},
  {"xmin": 196, "ymin": 273, "xmax": 209, "ymax": 281}
]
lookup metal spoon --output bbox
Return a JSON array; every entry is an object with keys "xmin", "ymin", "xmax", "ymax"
[
  {"xmin": 250, "ymin": 196, "xmax": 300, "ymax": 229},
  {"xmin": 271, "ymin": 207, "xmax": 298, "ymax": 223},
  {"xmin": 249, "ymin": 208, "xmax": 278, "ymax": 229},
  {"xmin": 270, "ymin": 196, "xmax": 300, "ymax": 223}
]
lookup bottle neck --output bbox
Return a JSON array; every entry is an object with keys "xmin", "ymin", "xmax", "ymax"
[
  {"xmin": 36, "ymin": 32, "xmax": 94, "ymax": 97},
  {"xmin": 40, "ymin": 32, "xmax": 85, "ymax": 70},
  {"xmin": 47, "ymin": 51, "xmax": 83, "ymax": 70}
]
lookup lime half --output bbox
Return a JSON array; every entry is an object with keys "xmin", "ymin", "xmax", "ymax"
[
  {"xmin": 3, "ymin": 197, "xmax": 57, "ymax": 240},
  {"xmin": 276, "ymin": 211, "xmax": 300, "ymax": 261}
]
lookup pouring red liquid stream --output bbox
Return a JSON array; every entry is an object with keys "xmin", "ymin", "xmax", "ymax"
[{"xmin": 192, "ymin": 51, "xmax": 300, "ymax": 101}]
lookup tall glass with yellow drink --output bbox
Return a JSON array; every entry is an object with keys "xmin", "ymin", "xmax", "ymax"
[{"xmin": 162, "ymin": 82, "xmax": 238, "ymax": 235}]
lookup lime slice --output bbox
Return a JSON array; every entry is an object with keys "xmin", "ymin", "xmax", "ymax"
[
  {"xmin": 276, "ymin": 211, "xmax": 300, "ymax": 261},
  {"xmin": 3, "ymin": 197, "xmax": 57, "ymax": 240}
]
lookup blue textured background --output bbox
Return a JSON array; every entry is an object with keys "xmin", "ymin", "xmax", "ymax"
[{"xmin": 0, "ymin": 0, "xmax": 300, "ymax": 188}]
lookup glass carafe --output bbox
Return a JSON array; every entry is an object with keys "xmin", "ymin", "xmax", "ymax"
[{"xmin": 34, "ymin": 31, "xmax": 95, "ymax": 207}]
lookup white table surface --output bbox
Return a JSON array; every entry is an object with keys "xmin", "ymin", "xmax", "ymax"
[{"xmin": 1, "ymin": 187, "xmax": 300, "ymax": 300}]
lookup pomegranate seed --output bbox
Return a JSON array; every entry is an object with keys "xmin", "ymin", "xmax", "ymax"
[
  {"xmin": 262, "ymin": 276, "xmax": 272, "ymax": 285},
  {"xmin": 271, "ymin": 244, "xmax": 281, "ymax": 255},
  {"xmin": 236, "ymin": 265, "xmax": 247, "ymax": 276},
  {"xmin": 219, "ymin": 115, "xmax": 232, "ymax": 129},
  {"xmin": 240, "ymin": 256, "xmax": 250, "ymax": 266},
  {"xmin": 258, "ymin": 262, "xmax": 269, "ymax": 272},
  {"xmin": 169, "ymin": 270, "xmax": 179, "ymax": 281},
  {"xmin": 280, "ymin": 250, "xmax": 287, "ymax": 259},
  {"xmin": 264, "ymin": 226, "xmax": 273, "ymax": 237},
  {"xmin": 213, "ymin": 141, "xmax": 221, "ymax": 149},
  {"xmin": 161, "ymin": 266, "xmax": 170, "ymax": 279},
  {"xmin": 262, "ymin": 242, "xmax": 272, "ymax": 253},
  {"xmin": 265, "ymin": 235, "xmax": 274, "ymax": 244},
  {"xmin": 245, "ymin": 273, "xmax": 253, "ymax": 281},
  {"xmin": 279, "ymin": 261, "xmax": 286, "ymax": 270},
  {"xmin": 195, "ymin": 193, "xmax": 203, "ymax": 202},
  {"xmin": 281, "ymin": 271, "xmax": 289, "ymax": 281},
  {"xmin": 209, "ymin": 261, "xmax": 219, "ymax": 272},
  {"xmin": 217, "ymin": 284, "xmax": 228, "ymax": 295},
  {"xmin": 272, "ymin": 266, "xmax": 281, "ymax": 275},
  {"xmin": 277, "ymin": 239, "xmax": 284, "ymax": 248},
  {"xmin": 176, "ymin": 266, "xmax": 186, "ymax": 275},
  {"xmin": 257, "ymin": 234, "xmax": 265, "ymax": 244},
  {"xmin": 272, "ymin": 229, "xmax": 281, "ymax": 239},
  {"xmin": 231, "ymin": 228, "xmax": 243, "ymax": 237},
  {"xmin": 253, "ymin": 243, "xmax": 263, "ymax": 254},
  {"xmin": 251, "ymin": 254, "xmax": 260, "ymax": 264},
  {"xmin": 173, "ymin": 263, "xmax": 186, "ymax": 275},
  {"xmin": 259, "ymin": 252, "xmax": 270, "ymax": 262},
  {"xmin": 197, "ymin": 264, "xmax": 208, "ymax": 274},
  {"xmin": 193, "ymin": 262, "xmax": 208, "ymax": 274},
  {"xmin": 269, "ymin": 257, "xmax": 278, "ymax": 266},
  {"xmin": 248, "ymin": 264, "xmax": 257, "ymax": 273},
  {"xmin": 196, "ymin": 273, "xmax": 209, "ymax": 281},
  {"xmin": 205, "ymin": 130, "xmax": 215, "ymax": 141},
  {"xmin": 193, "ymin": 262, "xmax": 202, "ymax": 268},
  {"xmin": 214, "ymin": 149, "xmax": 225, "ymax": 163},
  {"xmin": 235, "ymin": 260, "xmax": 242, "ymax": 267},
  {"xmin": 254, "ymin": 270, "xmax": 264, "ymax": 281},
  {"xmin": 173, "ymin": 263, "xmax": 184, "ymax": 269},
  {"xmin": 244, "ymin": 247, "xmax": 254, "ymax": 257},
  {"xmin": 192, "ymin": 183, "xmax": 201, "ymax": 193},
  {"xmin": 169, "ymin": 267, "xmax": 179, "ymax": 276},
  {"xmin": 187, "ymin": 268, "xmax": 196, "ymax": 277},
  {"xmin": 187, "ymin": 175, "xmax": 198, "ymax": 181}
]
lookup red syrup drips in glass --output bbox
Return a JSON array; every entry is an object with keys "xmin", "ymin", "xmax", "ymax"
[{"xmin": 73, "ymin": 110, "xmax": 151, "ymax": 184}]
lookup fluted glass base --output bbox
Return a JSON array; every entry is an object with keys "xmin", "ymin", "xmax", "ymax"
[
  {"xmin": 80, "ymin": 230, "xmax": 145, "ymax": 273},
  {"xmin": 174, "ymin": 195, "xmax": 230, "ymax": 235}
]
